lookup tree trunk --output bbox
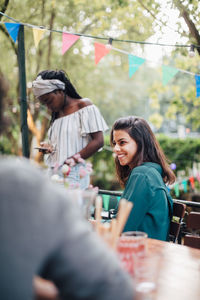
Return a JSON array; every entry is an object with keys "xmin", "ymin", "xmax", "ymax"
[
  {"xmin": 30, "ymin": 4, "xmax": 56, "ymax": 163},
  {"xmin": 174, "ymin": 0, "xmax": 200, "ymax": 55}
]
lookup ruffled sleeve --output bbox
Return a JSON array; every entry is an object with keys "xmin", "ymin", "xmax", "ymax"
[{"xmin": 79, "ymin": 104, "xmax": 109, "ymax": 136}]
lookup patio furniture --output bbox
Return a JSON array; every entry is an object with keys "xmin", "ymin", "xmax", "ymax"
[
  {"xmin": 169, "ymin": 202, "xmax": 186, "ymax": 243},
  {"xmin": 184, "ymin": 212, "xmax": 200, "ymax": 249}
]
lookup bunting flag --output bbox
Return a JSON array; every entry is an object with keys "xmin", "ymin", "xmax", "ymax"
[
  {"xmin": 62, "ymin": 33, "xmax": 80, "ymax": 55},
  {"xmin": 94, "ymin": 42, "xmax": 111, "ymax": 64},
  {"xmin": 196, "ymin": 173, "xmax": 200, "ymax": 184},
  {"xmin": 195, "ymin": 75, "xmax": 200, "ymax": 98},
  {"xmin": 102, "ymin": 194, "xmax": 110, "ymax": 211},
  {"xmin": 2, "ymin": 16, "xmax": 200, "ymax": 98},
  {"xmin": 51, "ymin": 0, "xmax": 55, "ymax": 8},
  {"xmin": 32, "ymin": 28, "xmax": 46, "ymax": 48},
  {"xmin": 128, "ymin": 54, "xmax": 145, "ymax": 78},
  {"xmin": 174, "ymin": 183, "xmax": 180, "ymax": 197},
  {"xmin": 170, "ymin": 171, "xmax": 200, "ymax": 197},
  {"xmin": 5, "ymin": 23, "xmax": 20, "ymax": 43},
  {"xmin": 162, "ymin": 65, "xmax": 179, "ymax": 86},
  {"xmin": 189, "ymin": 176, "xmax": 195, "ymax": 189},
  {"xmin": 182, "ymin": 179, "xmax": 188, "ymax": 193}
]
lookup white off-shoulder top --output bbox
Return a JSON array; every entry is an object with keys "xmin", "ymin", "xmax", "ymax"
[{"xmin": 45, "ymin": 102, "xmax": 109, "ymax": 167}]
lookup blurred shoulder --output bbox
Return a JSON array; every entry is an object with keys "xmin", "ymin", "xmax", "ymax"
[
  {"xmin": 78, "ymin": 98, "xmax": 93, "ymax": 109},
  {"xmin": 0, "ymin": 156, "xmax": 42, "ymax": 178},
  {"xmin": 0, "ymin": 156, "xmax": 76, "ymax": 214}
]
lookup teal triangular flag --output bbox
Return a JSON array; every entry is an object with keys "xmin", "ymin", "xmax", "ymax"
[
  {"xmin": 182, "ymin": 179, "xmax": 188, "ymax": 193},
  {"xmin": 5, "ymin": 23, "xmax": 20, "ymax": 43},
  {"xmin": 128, "ymin": 54, "xmax": 145, "ymax": 78},
  {"xmin": 102, "ymin": 194, "xmax": 110, "ymax": 211},
  {"xmin": 174, "ymin": 183, "xmax": 180, "ymax": 197},
  {"xmin": 162, "ymin": 65, "xmax": 179, "ymax": 86}
]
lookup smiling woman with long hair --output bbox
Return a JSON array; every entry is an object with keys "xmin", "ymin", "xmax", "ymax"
[{"xmin": 110, "ymin": 116, "xmax": 175, "ymax": 241}]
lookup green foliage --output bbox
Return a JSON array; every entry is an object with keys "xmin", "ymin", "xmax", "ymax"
[
  {"xmin": 157, "ymin": 134, "xmax": 200, "ymax": 174},
  {"xmin": 148, "ymin": 54, "xmax": 200, "ymax": 131},
  {"xmin": 0, "ymin": 129, "xmax": 19, "ymax": 155},
  {"xmin": 0, "ymin": 135, "xmax": 12, "ymax": 154},
  {"xmin": 143, "ymin": 0, "xmax": 200, "ymax": 131}
]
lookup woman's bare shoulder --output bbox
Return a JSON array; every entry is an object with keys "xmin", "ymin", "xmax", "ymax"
[{"xmin": 78, "ymin": 98, "xmax": 93, "ymax": 108}]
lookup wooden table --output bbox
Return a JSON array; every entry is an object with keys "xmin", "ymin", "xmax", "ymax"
[
  {"xmin": 34, "ymin": 239, "xmax": 200, "ymax": 300},
  {"xmin": 146, "ymin": 238, "xmax": 200, "ymax": 300}
]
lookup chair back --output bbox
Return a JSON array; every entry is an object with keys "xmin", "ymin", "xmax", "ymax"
[
  {"xmin": 187, "ymin": 212, "xmax": 200, "ymax": 230},
  {"xmin": 172, "ymin": 202, "xmax": 186, "ymax": 219},
  {"xmin": 184, "ymin": 212, "xmax": 200, "ymax": 249},
  {"xmin": 169, "ymin": 202, "xmax": 186, "ymax": 243},
  {"xmin": 184, "ymin": 235, "xmax": 200, "ymax": 249}
]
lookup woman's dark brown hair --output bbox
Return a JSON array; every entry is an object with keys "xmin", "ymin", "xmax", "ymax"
[{"xmin": 110, "ymin": 116, "xmax": 176, "ymax": 187}]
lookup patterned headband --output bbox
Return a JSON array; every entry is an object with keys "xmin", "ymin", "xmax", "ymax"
[{"xmin": 32, "ymin": 75, "xmax": 65, "ymax": 98}]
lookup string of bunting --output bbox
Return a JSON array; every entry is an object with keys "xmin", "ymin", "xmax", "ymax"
[
  {"xmin": 169, "ymin": 174, "xmax": 200, "ymax": 197},
  {"xmin": 0, "ymin": 12, "xmax": 200, "ymax": 97},
  {"xmin": 168, "ymin": 162, "xmax": 200, "ymax": 197}
]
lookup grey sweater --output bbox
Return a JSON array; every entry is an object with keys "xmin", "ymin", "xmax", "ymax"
[{"xmin": 0, "ymin": 157, "xmax": 134, "ymax": 300}]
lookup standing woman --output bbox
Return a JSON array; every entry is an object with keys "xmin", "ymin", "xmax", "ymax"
[
  {"xmin": 32, "ymin": 70, "xmax": 108, "ymax": 189},
  {"xmin": 110, "ymin": 116, "xmax": 176, "ymax": 241}
]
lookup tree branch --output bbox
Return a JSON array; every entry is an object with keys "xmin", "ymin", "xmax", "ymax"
[
  {"xmin": 0, "ymin": 0, "xmax": 18, "ymax": 55},
  {"xmin": 173, "ymin": 0, "xmax": 200, "ymax": 55},
  {"xmin": 0, "ymin": 0, "xmax": 10, "ymax": 15},
  {"xmin": 137, "ymin": 0, "xmax": 180, "ymax": 34}
]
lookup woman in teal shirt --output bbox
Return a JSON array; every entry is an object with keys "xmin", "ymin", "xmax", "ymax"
[{"xmin": 110, "ymin": 116, "xmax": 176, "ymax": 241}]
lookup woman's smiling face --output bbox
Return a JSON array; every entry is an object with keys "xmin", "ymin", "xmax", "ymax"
[{"xmin": 112, "ymin": 129, "xmax": 138, "ymax": 169}]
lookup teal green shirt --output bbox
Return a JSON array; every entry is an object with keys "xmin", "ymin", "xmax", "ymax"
[{"xmin": 122, "ymin": 162, "xmax": 173, "ymax": 241}]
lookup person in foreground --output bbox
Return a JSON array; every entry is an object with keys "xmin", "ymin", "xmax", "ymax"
[
  {"xmin": 0, "ymin": 75, "xmax": 134, "ymax": 300},
  {"xmin": 0, "ymin": 158, "xmax": 134, "ymax": 300},
  {"xmin": 32, "ymin": 70, "xmax": 108, "ymax": 189},
  {"xmin": 110, "ymin": 116, "xmax": 176, "ymax": 241}
]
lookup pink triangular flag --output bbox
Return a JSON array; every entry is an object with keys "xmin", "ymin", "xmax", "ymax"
[
  {"xmin": 196, "ymin": 173, "xmax": 200, "ymax": 183},
  {"xmin": 62, "ymin": 33, "xmax": 80, "ymax": 55},
  {"xmin": 94, "ymin": 42, "xmax": 111, "ymax": 65}
]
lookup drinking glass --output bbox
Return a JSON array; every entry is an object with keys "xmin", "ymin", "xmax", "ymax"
[
  {"xmin": 81, "ymin": 190, "xmax": 97, "ymax": 220},
  {"xmin": 121, "ymin": 231, "xmax": 148, "ymax": 257},
  {"xmin": 66, "ymin": 189, "xmax": 97, "ymax": 220},
  {"xmin": 133, "ymin": 252, "xmax": 162, "ymax": 296},
  {"xmin": 117, "ymin": 231, "xmax": 148, "ymax": 276}
]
